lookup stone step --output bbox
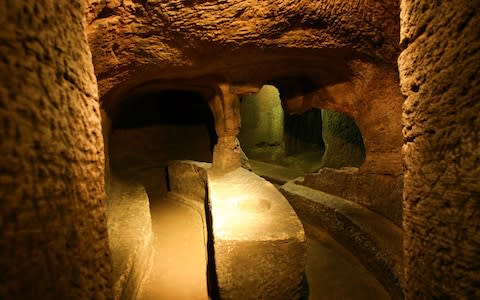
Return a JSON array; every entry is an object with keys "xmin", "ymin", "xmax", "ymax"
[{"xmin": 280, "ymin": 180, "xmax": 404, "ymax": 300}]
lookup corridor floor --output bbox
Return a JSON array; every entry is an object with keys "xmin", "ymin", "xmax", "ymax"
[{"xmin": 139, "ymin": 192, "xmax": 208, "ymax": 300}]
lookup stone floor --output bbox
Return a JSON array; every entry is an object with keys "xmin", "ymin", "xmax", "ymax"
[
  {"xmin": 138, "ymin": 193, "xmax": 208, "ymax": 300},
  {"xmin": 304, "ymin": 224, "xmax": 389, "ymax": 300}
]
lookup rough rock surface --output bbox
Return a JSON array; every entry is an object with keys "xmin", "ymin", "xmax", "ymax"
[
  {"xmin": 278, "ymin": 66, "xmax": 404, "ymax": 177},
  {"xmin": 107, "ymin": 176, "xmax": 152, "ymax": 300},
  {"xmin": 168, "ymin": 160, "xmax": 211, "ymax": 206},
  {"xmin": 239, "ymin": 85, "xmax": 284, "ymax": 149},
  {"xmin": 0, "ymin": 1, "xmax": 112, "ymax": 299},
  {"xmin": 281, "ymin": 180, "xmax": 403, "ymax": 299},
  {"xmin": 86, "ymin": 0, "xmax": 400, "ymax": 98},
  {"xmin": 398, "ymin": 1, "xmax": 480, "ymax": 298}
]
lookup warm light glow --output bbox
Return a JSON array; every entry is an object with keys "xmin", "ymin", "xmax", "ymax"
[
  {"xmin": 139, "ymin": 194, "xmax": 208, "ymax": 300},
  {"xmin": 208, "ymin": 168, "xmax": 305, "ymax": 241}
]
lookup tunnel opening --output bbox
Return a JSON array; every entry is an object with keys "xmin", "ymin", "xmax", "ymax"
[
  {"xmin": 112, "ymin": 89, "xmax": 217, "ymax": 152},
  {"xmin": 238, "ymin": 85, "xmax": 366, "ymax": 175},
  {"xmin": 109, "ymin": 89, "xmax": 217, "ymax": 193},
  {"xmin": 105, "ymin": 89, "xmax": 216, "ymax": 300},
  {"xmin": 318, "ymin": 108, "xmax": 366, "ymax": 169}
]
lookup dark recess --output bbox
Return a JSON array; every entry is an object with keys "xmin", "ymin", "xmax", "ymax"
[{"xmin": 113, "ymin": 90, "xmax": 218, "ymax": 149}]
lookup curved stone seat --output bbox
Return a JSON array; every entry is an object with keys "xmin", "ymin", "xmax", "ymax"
[{"xmin": 280, "ymin": 179, "xmax": 403, "ymax": 300}]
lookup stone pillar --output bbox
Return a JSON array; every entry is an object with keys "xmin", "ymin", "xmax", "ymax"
[
  {"xmin": 210, "ymin": 83, "xmax": 242, "ymax": 170},
  {"xmin": 399, "ymin": 1, "xmax": 480, "ymax": 298},
  {"xmin": 0, "ymin": 1, "xmax": 112, "ymax": 299}
]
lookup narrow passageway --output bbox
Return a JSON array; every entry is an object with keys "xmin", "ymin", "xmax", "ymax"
[
  {"xmin": 139, "ymin": 185, "xmax": 208, "ymax": 300},
  {"xmin": 108, "ymin": 141, "xmax": 209, "ymax": 300},
  {"xmin": 109, "ymin": 138, "xmax": 389, "ymax": 300},
  {"xmin": 108, "ymin": 125, "xmax": 390, "ymax": 299}
]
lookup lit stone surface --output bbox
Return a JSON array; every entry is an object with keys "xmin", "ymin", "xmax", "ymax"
[
  {"xmin": 208, "ymin": 168, "xmax": 305, "ymax": 299},
  {"xmin": 1, "ymin": 1, "xmax": 478, "ymax": 299},
  {"xmin": 86, "ymin": 0, "xmax": 400, "ymax": 97},
  {"xmin": 107, "ymin": 176, "xmax": 152, "ymax": 300},
  {"xmin": 302, "ymin": 168, "xmax": 403, "ymax": 226},
  {"xmin": 168, "ymin": 160, "xmax": 211, "ymax": 206}
]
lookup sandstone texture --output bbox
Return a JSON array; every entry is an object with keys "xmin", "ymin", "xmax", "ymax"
[
  {"xmin": 0, "ymin": 1, "xmax": 112, "ymax": 299},
  {"xmin": 301, "ymin": 168, "xmax": 403, "ymax": 225},
  {"xmin": 398, "ymin": 0, "xmax": 480, "ymax": 298},
  {"xmin": 86, "ymin": 0, "xmax": 400, "ymax": 98},
  {"xmin": 107, "ymin": 177, "xmax": 152, "ymax": 300},
  {"xmin": 168, "ymin": 160, "xmax": 211, "ymax": 207},
  {"xmin": 165, "ymin": 161, "xmax": 307, "ymax": 299},
  {"xmin": 239, "ymin": 85, "xmax": 284, "ymax": 149}
]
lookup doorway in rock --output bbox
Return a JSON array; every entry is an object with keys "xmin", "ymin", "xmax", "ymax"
[
  {"xmin": 110, "ymin": 89, "xmax": 216, "ymax": 199},
  {"xmin": 106, "ymin": 89, "xmax": 215, "ymax": 300},
  {"xmin": 238, "ymin": 85, "xmax": 366, "ymax": 177}
]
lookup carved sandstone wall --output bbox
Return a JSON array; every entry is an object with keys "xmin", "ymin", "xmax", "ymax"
[
  {"xmin": 0, "ymin": 1, "xmax": 112, "ymax": 299},
  {"xmin": 399, "ymin": 1, "xmax": 480, "ymax": 298}
]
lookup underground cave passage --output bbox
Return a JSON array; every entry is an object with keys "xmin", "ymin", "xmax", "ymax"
[
  {"xmin": 2, "ymin": 1, "xmax": 478, "ymax": 299},
  {"xmin": 106, "ymin": 89, "xmax": 216, "ymax": 300},
  {"xmin": 104, "ymin": 85, "xmax": 393, "ymax": 300},
  {"xmin": 238, "ymin": 85, "xmax": 366, "ymax": 182}
]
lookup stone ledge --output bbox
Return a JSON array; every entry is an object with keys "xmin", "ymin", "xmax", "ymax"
[
  {"xmin": 280, "ymin": 180, "xmax": 403, "ymax": 300},
  {"xmin": 107, "ymin": 177, "xmax": 153, "ymax": 300},
  {"xmin": 302, "ymin": 168, "xmax": 403, "ymax": 226}
]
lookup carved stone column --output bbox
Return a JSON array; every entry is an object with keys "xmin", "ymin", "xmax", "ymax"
[{"xmin": 210, "ymin": 83, "xmax": 242, "ymax": 170}]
